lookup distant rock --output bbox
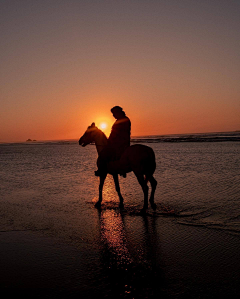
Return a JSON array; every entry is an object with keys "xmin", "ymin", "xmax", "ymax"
[{"xmin": 26, "ymin": 139, "xmax": 37, "ymax": 142}]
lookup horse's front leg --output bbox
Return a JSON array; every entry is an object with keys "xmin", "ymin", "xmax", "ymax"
[
  {"xmin": 113, "ymin": 174, "xmax": 124, "ymax": 207},
  {"xmin": 95, "ymin": 173, "xmax": 107, "ymax": 208}
]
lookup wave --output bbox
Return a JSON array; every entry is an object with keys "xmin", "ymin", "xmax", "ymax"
[
  {"xmin": 89, "ymin": 202, "xmax": 240, "ymax": 235},
  {"xmin": 131, "ymin": 131, "xmax": 240, "ymax": 143}
]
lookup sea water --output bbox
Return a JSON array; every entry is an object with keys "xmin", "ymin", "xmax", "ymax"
[
  {"xmin": 0, "ymin": 132, "xmax": 240, "ymax": 298},
  {"xmin": 1, "ymin": 132, "xmax": 239, "ymax": 235}
]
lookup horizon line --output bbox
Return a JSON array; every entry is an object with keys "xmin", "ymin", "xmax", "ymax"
[{"xmin": 1, "ymin": 130, "xmax": 239, "ymax": 144}]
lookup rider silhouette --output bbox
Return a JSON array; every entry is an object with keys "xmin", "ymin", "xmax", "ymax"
[{"xmin": 95, "ymin": 106, "xmax": 131, "ymax": 177}]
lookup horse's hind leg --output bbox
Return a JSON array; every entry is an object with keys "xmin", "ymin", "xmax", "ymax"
[
  {"xmin": 135, "ymin": 172, "xmax": 149, "ymax": 211},
  {"xmin": 113, "ymin": 174, "xmax": 124, "ymax": 207},
  {"xmin": 149, "ymin": 176, "xmax": 157, "ymax": 210}
]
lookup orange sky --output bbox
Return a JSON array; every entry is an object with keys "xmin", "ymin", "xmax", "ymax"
[{"xmin": 1, "ymin": 0, "xmax": 240, "ymax": 142}]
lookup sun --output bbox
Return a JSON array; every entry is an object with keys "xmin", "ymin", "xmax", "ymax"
[
  {"xmin": 99, "ymin": 122, "xmax": 107, "ymax": 131},
  {"xmin": 95, "ymin": 116, "xmax": 112, "ymax": 136}
]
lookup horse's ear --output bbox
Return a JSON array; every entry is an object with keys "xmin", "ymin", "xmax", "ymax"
[{"xmin": 91, "ymin": 122, "xmax": 95, "ymax": 127}]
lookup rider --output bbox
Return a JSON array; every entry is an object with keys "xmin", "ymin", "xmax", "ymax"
[{"xmin": 95, "ymin": 106, "xmax": 131, "ymax": 177}]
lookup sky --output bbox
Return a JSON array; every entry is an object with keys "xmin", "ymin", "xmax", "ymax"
[{"xmin": 1, "ymin": 0, "xmax": 240, "ymax": 142}]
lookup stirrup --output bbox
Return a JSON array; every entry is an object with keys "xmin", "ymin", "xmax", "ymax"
[
  {"xmin": 95, "ymin": 170, "xmax": 106, "ymax": 177},
  {"xmin": 95, "ymin": 170, "xmax": 101, "ymax": 177},
  {"xmin": 120, "ymin": 173, "xmax": 126, "ymax": 178}
]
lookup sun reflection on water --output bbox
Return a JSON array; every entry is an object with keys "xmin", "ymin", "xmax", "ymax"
[
  {"xmin": 97, "ymin": 207, "xmax": 163, "ymax": 298},
  {"xmin": 100, "ymin": 209, "xmax": 132, "ymax": 266}
]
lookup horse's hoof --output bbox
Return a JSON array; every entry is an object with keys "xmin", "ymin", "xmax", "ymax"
[{"xmin": 95, "ymin": 201, "xmax": 102, "ymax": 209}]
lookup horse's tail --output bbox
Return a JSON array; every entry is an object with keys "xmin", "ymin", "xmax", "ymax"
[{"xmin": 143, "ymin": 147, "xmax": 156, "ymax": 180}]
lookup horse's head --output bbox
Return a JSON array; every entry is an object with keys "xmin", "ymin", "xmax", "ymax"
[{"xmin": 79, "ymin": 123, "xmax": 97, "ymax": 146}]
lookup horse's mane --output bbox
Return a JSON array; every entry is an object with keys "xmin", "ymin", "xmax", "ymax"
[
  {"xmin": 93, "ymin": 126, "xmax": 108, "ymax": 144},
  {"xmin": 87, "ymin": 122, "xmax": 108, "ymax": 145}
]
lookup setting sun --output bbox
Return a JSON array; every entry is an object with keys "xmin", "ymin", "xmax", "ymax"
[
  {"xmin": 99, "ymin": 122, "xmax": 107, "ymax": 130},
  {"xmin": 95, "ymin": 116, "xmax": 112, "ymax": 137}
]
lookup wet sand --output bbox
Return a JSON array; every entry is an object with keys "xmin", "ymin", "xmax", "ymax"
[{"xmin": 1, "ymin": 208, "xmax": 239, "ymax": 299}]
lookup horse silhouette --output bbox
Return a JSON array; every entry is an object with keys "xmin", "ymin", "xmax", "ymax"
[{"xmin": 79, "ymin": 123, "xmax": 157, "ymax": 212}]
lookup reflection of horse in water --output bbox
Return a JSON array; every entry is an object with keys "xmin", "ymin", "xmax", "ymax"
[{"xmin": 79, "ymin": 124, "xmax": 157, "ymax": 212}]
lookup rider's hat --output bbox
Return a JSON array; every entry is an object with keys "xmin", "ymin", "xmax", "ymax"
[{"xmin": 111, "ymin": 106, "xmax": 123, "ymax": 113}]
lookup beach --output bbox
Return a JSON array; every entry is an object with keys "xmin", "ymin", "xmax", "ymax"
[
  {"xmin": 1, "ymin": 211, "xmax": 239, "ymax": 298},
  {"xmin": 1, "ymin": 136, "xmax": 240, "ymax": 298}
]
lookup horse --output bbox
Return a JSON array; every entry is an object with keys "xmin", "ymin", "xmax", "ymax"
[{"xmin": 79, "ymin": 123, "xmax": 157, "ymax": 212}]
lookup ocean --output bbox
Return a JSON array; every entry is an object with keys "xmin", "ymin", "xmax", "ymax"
[{"xmin": 0, "ymin": 131, "xmax": 240, "ymax": 298}]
